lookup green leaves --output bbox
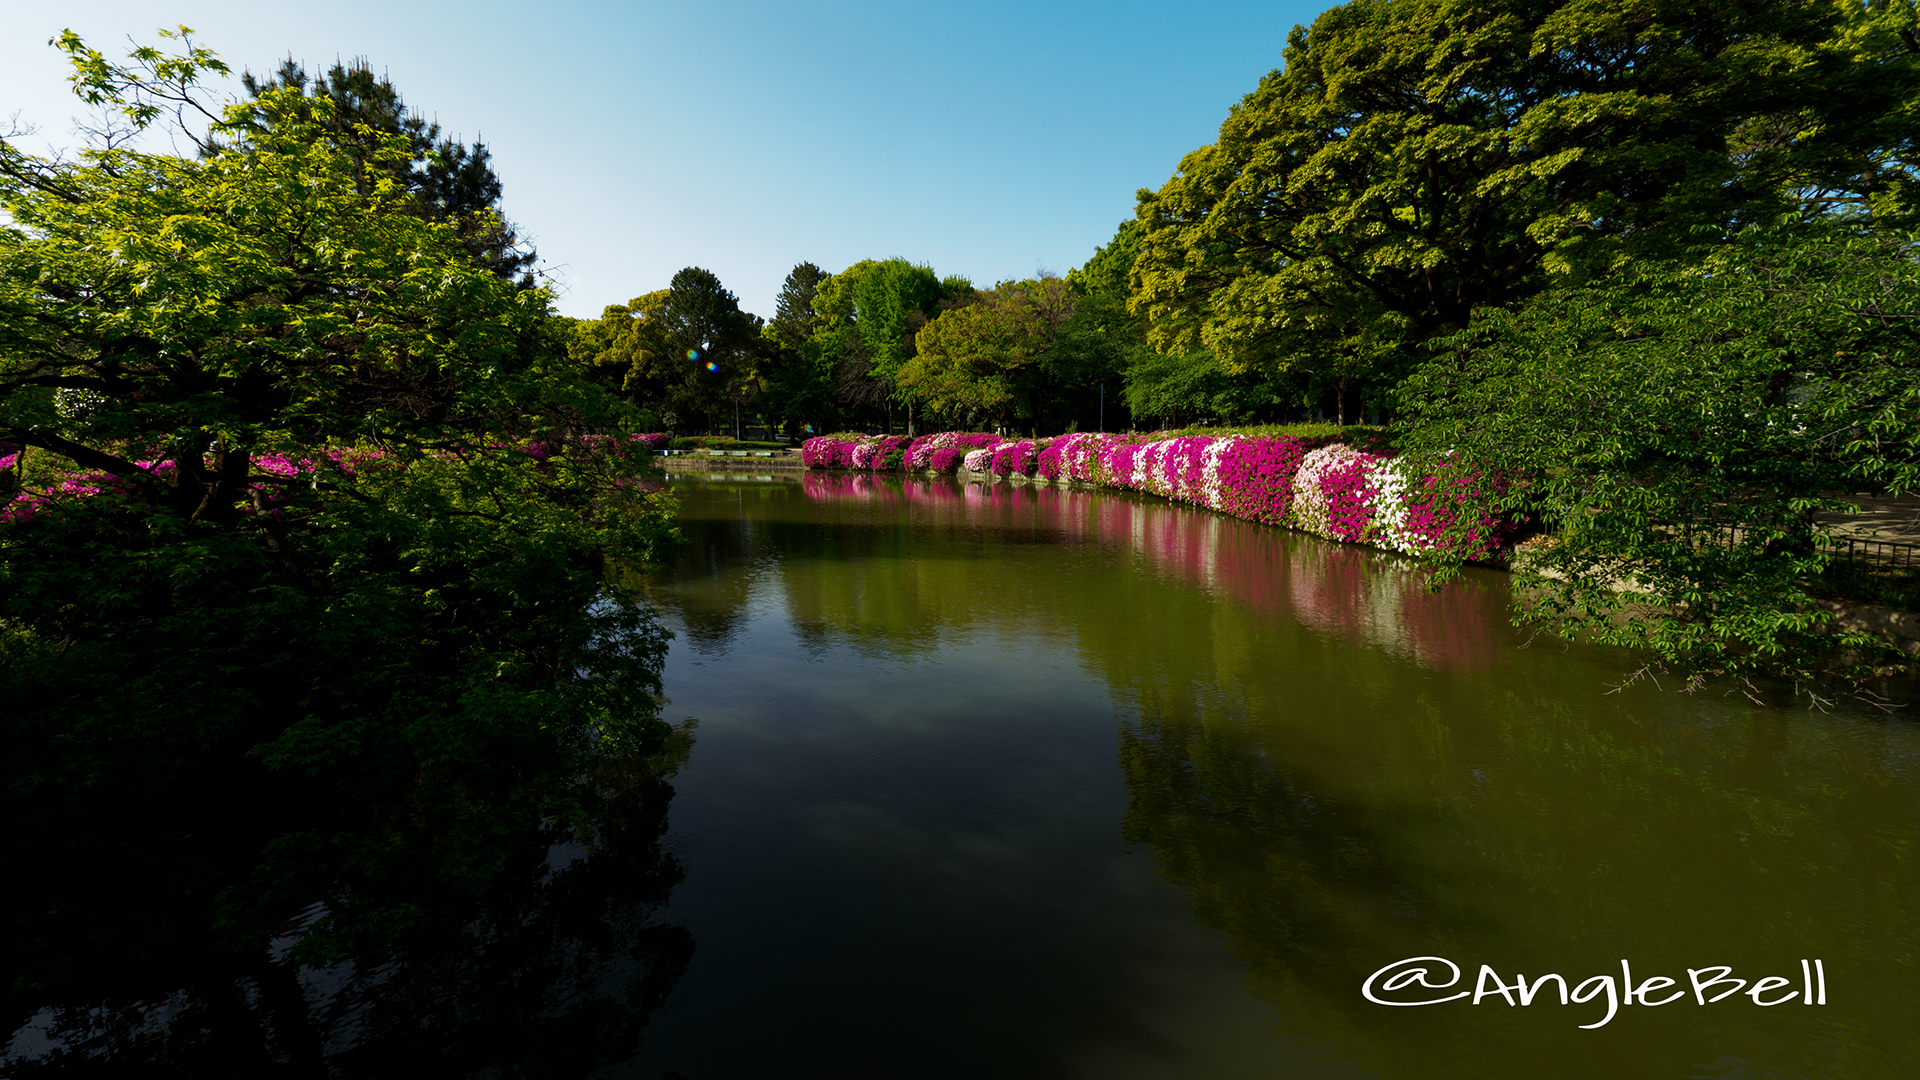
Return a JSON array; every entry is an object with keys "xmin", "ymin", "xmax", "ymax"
[
  {"xmin": 900, "ymin": 277, "xmax": 1078, "ymax": 427},
  {"xmin": 54, "ymin": 25, "xmax": 230, "ymax": 136},
  {"xmin": 1396, "ymin": 224, "xmax": 1920, "ymax": 688},
  {"xmin": 2, "ymin": 32, "xmax": 684, "ymax": 1028},
  {"xmin": 1132, "ymin": 0, "xmax": 1920, "ymax": 402}
]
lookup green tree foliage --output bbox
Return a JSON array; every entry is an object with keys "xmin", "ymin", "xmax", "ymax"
[
  {"xmin": 655, "ymin": 267, "xmax": 765, "ymax": 433},
  {"xmin": 899, "ymin": 276, "xmax": 1080, "ymax": 432},
  {"xmin": 1056, "ymin": 222, "xmax": 1146, "ymax": 431},
  {"xmin": 1064, "ymin": 219, "xmax": 1140, "ymax": 302},
  {"xmin": 810, "ymin": 258, "xmax": 952, "ymax": 422},
  {"xmin": 1120, "ymin": 348, "xmax": 1291, "ymax": 430},
  {"xmin": 1396, "ymin": 224, "xmax": 1920, "ymax": 692},
  {"xmin": 566, "ymin": 289, "xmax": 674, "ymax": 407},
  {"xmin": 1133, "ymin": 0, "xmax": 1920, "ymax": 402},
  {"xmin": 757, "ymin": 262, "xmax": 837, "ymax": 435},
  {"xmin": 0, "ymin": 30, "xmax": 685, "ymax": 1057},
  {"xmin": 2, "ymin": 34, "xmax": 604, "ymax": 526},
  {"xmin": 852, "ymin": 260, "xmax": 944, "ymax": 388},
  {"xmin": 768, "ymin": 260, "xmax": 829, "ymax": 350},
  {"xmin": 566, "ymin": 269, "xmax": 768, "ymax": 435},
  {"xmin": 237, "ymin": 56, "xmax": 537, "ymax": 283}
]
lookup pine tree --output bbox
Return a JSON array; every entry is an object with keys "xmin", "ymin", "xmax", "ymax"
[
  {"xmin": 769, "ymin": 262, "xmax": 829, "ymax": 351},
  {"xmin": 239, "ymin": 59, "xmax": 536, "ymax": 283}
]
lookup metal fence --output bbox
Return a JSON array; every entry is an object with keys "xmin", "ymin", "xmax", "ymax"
[
  {"xmin": 1821, "ymin": 534, "xmax": 1920, "ymax": 570},
  {"xmin": 1706, "ymin": 525, "xmax": 1920, "ymax": 570}
]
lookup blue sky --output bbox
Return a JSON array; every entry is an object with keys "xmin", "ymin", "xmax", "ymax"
[{"xmin": 2, "ymin": 1, "xmax": 1330, "ymax": 320}]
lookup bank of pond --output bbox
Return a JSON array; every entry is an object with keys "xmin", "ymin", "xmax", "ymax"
[
  {"xmin": 626, "ymin": 473, "xmax": 1918, "ymax": 1078},
  {"xmin": 801, "ymin": 430, "xmax": 1516, "ymax": 562}
]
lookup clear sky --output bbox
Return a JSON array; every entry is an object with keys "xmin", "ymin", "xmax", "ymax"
[{"xmin": 2, "ymin": 1, "xmax": 1331, "ymax": 320}]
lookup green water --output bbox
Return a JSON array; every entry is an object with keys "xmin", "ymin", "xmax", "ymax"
[{"xmin": 626, "ymin": 472, "xmax": 1919, "ymax": 1079}]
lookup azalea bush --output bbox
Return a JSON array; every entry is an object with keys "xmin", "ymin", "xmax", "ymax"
[
  {"xmin": 872, "ymin": 434, "xmax": 913, "ymax": 470},
  {"xmin": 800, "ymin": 435, "xmax": 856, "ymax": 468},
  {"xmin": 1034, "ymin": 434, "xmax": 1079, "ymax": 480},
  {"xmin": 1289, "ymin": 445, "xmax": 1388, "ymax": 543},
  {"xmin": 1209, "ymin": 435, "xmax": 1321, "ymax": 525},
  {"xmin": 795, "ymin": 426, "xmax": 1522, "ymax": 564},
  {"xmin": 1370, "ymin": 456, "xmax": 1519, "ymax": 559},
  {"xmin": 992, "ymin": 439, "xmax": 1043, "ymax": 478}
]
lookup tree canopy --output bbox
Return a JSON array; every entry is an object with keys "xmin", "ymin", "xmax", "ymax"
[
  {"xmin": 656, "ymin": 267, "xmax": 766, "ymax": 431},
  {"xmin": 898, "ymin": 277, "xmax": 1079, "ymax": 429},
  {"xmin": 237, "ymin": 56, "xmax": 537, "ymax": 283},
  {"xmin": 1, "ymin": 30, "xmax": 684, "ymax": 1054},
  {"xmin": 1131, "ymin": 0, "xmax": 1920, "ymax": 403},
  {"xmin": 2, "ymin": 41, "xmax": 560, "ymax": 520},
  {"xmin": 768, "ymin": 260, "xmax": 830, "ymax": 351},
  {"xmin": 809, "ymin": 258, "xmax": 955, "ymax": 418},
  {"xmin": 1396, "ymin": 224, "xmax": 1920, "ymax": 690}
]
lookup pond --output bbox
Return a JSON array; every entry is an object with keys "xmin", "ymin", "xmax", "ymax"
[{"xmin": 624, "ymin": 472, "xmax": 1919, "ymax": 1080}]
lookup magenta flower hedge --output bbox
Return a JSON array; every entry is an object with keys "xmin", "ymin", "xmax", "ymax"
[
  {"xmin": 0, "ymin": 444, "xmax": 386, "ymax": 526},
  {"xmin": 796, "ymin": 429, "xmax": 1519, "ymax": 560},
  {"xmin": 1209, "ymin": 435, "xmax": 1322, "ymax": 525},
  {"xmin": 991, "ymin": 440, "xmax": 1042, "ymax": 478},
  {"xmin": 802, "ymin": 435, "xmax": 862, "ymax": 469}
]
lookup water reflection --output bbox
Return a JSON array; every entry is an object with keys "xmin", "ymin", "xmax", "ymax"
[
  {"xmin": 5, "ymin": 745, "xmax": 692, "ymax": 1077},
  {"xmin": 1112, "ymin": 674, "xmax": 1920, "ymax": 1076},
  {"xmin": 666, "ymin": 480, "xmax": 796, "ymax": 655},
  {"xmin": 642, "ymin": 474, "xmax": 1920, "ymax": 1078},
  {"xmin": 797, "ymin": 474, "xmax": 1504, "ymax": 672}
]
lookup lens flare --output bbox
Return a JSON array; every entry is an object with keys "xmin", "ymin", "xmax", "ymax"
[
  {"xmin": 686, "ymin": 349, "xmax": 700, "ymax": 362},
  {"xmin": 706, "ymin": 362, "xmax": 719, "ymax": 372}
]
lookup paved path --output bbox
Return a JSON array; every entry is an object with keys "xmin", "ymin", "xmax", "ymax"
[
  {"xmin": 1820, "ymin": 496, "xmax": 1920, "ymax": 543},
  {"xmin": 1818, "ymin": 496, "xmax": 1920, "ymax": 570}
]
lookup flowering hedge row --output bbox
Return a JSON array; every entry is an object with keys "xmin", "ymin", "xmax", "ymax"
[
  {"xmin": 0, "ymin": 444, "xmax": 388, "ymax": 526},
  {"xmin": 1, "ymin": 432, "xmax": 673, "ymax": 527},
  {"xmin": 0, "ymin": 443, "xmax": 155, "ymax": 524},
  {"xmin": 798, "ymin": 431, "xmax": 1518, "ymax": 559}
]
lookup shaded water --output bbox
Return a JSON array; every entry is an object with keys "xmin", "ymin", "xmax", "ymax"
[{"xmin": 626, "ymin": 472, "xmax": 1920, "ymax": 1079}]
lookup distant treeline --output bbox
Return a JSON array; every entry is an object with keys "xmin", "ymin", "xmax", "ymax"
[
  {"xmin": 566, "ymin": 0, "xmax": 1920, "ymax": 448},
  {"xmin": 579, "ymin": 0, "xmax": 1920, "ymax": 694}
]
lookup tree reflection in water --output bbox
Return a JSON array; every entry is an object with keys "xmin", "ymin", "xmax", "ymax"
[
  {"xmin": 779, "ymin": 474, "xmax": 1917, "ymax": 1077},
  {"xmin": 5, "ymin": 740, "xmax": 693, "ymax": 1077}
]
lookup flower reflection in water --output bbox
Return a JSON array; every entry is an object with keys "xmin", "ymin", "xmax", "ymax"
[{"xmin": 799, "ymin": 475, "xmax": 1500, "ymax": 673}]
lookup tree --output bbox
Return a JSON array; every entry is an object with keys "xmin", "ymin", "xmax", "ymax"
[
  {"xmin": 899, "ymin": 277, "xmax": 1078, "ymax": 432},
  {"xmin": 0, "ymin": 31, "xmax": 684, "ymax": 1053},
  {"xmin": 1120, "ymin": 348, "xmax": 1289, "ymax": 430},
  {"xmin": 656, "ymin": 267, "xmax": 765, "ymax": 434},
  {"xmin": 1056, "ymin": 222, "xmax": 1146, "ymax": 432},
  {"xmin": 1132, "ymin": 0, "xmax": 1920, "ymax": 410},
  {"xmin": 851, "ymin": 259, "xmax": 944, "ymax": 388},
  {"xmin": 768, "ymin": 260, "xmax": 829, "ymax": 350},
  {"xmin": 568, "ymin": 290, "xmax": 675, "ymax": 411},
  {"xmin": 568, "ymin": 270, "xmax": 768, "ymax": 435},
  {"xmin": 757, "ymin": 262, "xmax": 838, "ymax": 436},
  {"xmin": 1395, "ymin": 224, "xmax": 1920, "ymax": 694},
  {"xmin": 809, "ymin": 258, "xmax": 953, "ymax": 428},
  {"xmin": 236, "ymin": 57, "xmax": 537, "ymax": 283},
  {"xmin": 3, "ymin": 32, "xmax": 578, "ymax": 525}
]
